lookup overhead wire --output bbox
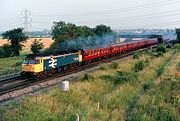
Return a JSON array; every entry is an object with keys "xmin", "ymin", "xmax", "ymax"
[
  {"xmin": 32, "ymin": 0, "xmax": 180, "ymax": 17},
  {"xmin": 116, "ymin": 20, "xmax": 180, "ymax": 29},
  {"xmin": 30, "ymin": 9, "xmax": 180, "ymax": 25},
  {"xmin": 1, "ymin": 0, "xmax": 180, "ymax": 30}
]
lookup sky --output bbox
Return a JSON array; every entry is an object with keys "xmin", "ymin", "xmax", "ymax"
[{"xmin": 1, "ymin": 0, "xmax": 180, "ymax": 31}]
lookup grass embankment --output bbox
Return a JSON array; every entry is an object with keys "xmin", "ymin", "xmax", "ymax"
[
  {"xmin": 127, "ymin": 52, "xmax": 180, "ymax": 121},
  {"xmin": 0, "ymin": 55, "xmax": 24, "ymax": 76},
  {"xmin": 1, "ymin": 50, "xmax": 179, "ymax": 121}
]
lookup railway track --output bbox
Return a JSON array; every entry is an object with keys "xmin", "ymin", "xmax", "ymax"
[
  {"xmin": 0, "ymin": 47, "xmax": 153, "ymax": 98},
  {"xmin": 0, "ymin": 76, "xmax": 22, "ymax": 87}
]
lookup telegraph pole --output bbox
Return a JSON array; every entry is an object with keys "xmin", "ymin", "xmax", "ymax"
[{"xmin": 21, "ymin": 9, "xmax": 32, "ymax": 32}]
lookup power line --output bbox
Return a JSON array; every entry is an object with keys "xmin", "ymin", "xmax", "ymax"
[
  {"xmin": 0, "ymin": 20, "xmax": 20, "ymax": 26},
  {"xmin": 32, "ymin": 0, "xmax": 180, "ymax": 17},
  {"xmin": 0, "ymin": 21, "xmax": 21, "ymax": 28},
  {"xmin": 77, "ymin": 9, "xmax": 180, "ymax": 24},
  {"xmin": 30, "ymin": 9, "xmax": 180, "ymax": 25},
  {"xmin": 0, "ymin": 16, "xmax": 20, "ymax": 23},
  {"xmin": 116, "ymin": 20, "xmax": 180, "ymax": 29},
  {"xmin": 8, "ymin": 8, "xmax": 180, "ymax": 27}
]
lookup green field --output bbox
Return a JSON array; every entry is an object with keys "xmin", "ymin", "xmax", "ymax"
[
  {"xmin": 0, "ymin": 49, "xmax": 179, "ymax": 121},
  {"xmin": 0, "ymin": 55, "xmax": 25, "ymax": 76}
]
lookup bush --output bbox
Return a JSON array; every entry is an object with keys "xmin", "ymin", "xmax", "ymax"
[
  {"xmin": 31, "ymin": 39, "xmax": 44, "ymax": 54},
  {"xmin": 166, "ymin": 43, "xmax": 173, "ymax": 49},
  {"xmin": 0, "ymin": 44, "xmax": 12, "ymax": 58},
  {"xmin": 133, "ymin": 53, "xmax": 140, "ymax": 59},
  {"xmin": 2, "ymin": 44, "xmax": 12, "ymax": 57},
  {"xmin": 173, "ymin": 44, "xmax": 180, "ymax": 50},
  {"xmin": 143, "ymin": 82, "xmax": 153, "ymax": 92},
  {"xmin": 156, "ymin": 44, "xmax": 167, "ymax": 53},
  {"xmin": 99, "ymin": 65, "xmax": 108, "ymax": 70},
  {"xmin": 110, "ymin": 62, "xmax": 119, "ymax": 70},
  {"xmin": 82, "ymin": 73, "xmax": 94, "ymax": 81},
  {"xmin": 101, "ymin": 75, "xmax": 114, "ymax": 81},
  {"xmin": 156, "ymin": 64, "xmax": 165, "ymax": 77},
  {"xmin": 0, "ymin": 47, "xmax": 5, "ymax": 58},
  {"xmin": 101, "ymin": 71, "xmax": 138, "ymax": 85},
  {"xmin": 133, "ymin": 60, "xmax": 146, "ymax": 72},
  {"xmin": 115, "ymin": 71, "xmax": 138, "ymax": 84}
]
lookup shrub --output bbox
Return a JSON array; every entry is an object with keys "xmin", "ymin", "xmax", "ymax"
[
  {"xmin": 2, "ymin": 44, "xmax": 12, "ymax": 57},
  {"xmin": 173, "ymin": 44, "xmax": 180, "ymax": 50},
  {"xmin": 142, "ymin": 82, "xmax": 153, "ymax": 92},
  {"xmin": 0, "ymin": 47, "xmax": 5, "ymax": 58},
  {"xmin": 156, "ymin": 65, "xmax": 165, "ymax": 77},
  {"xmin": 31, "ymin": 39, "xmax": 44, "ymax": 54},
  {"xmin": 146, "ymin": 48, "xmax": 165, "ymax": 57},
  {"xmin": 110, "ymin": 62, "xmax": 119, "ymax": 70},
  {"xmin": 101, "ymin": 71, "xmax": 138, "ymax": 85},
  {"xmin": 133, "ymin": 53, "xmax": 140, "ymax": 59},
  {"xmin": 133, "ymin": 60, "xmax": 146, "ymax": 72},
  {"xmin": 156, "ymin": 44, "xmax": 167, "ymax": 53},
  {"xmin": 83, "ymin": 73, "xmax": 94, "ymax": 81},
  {"xmin": 101, "ymin": 75, "xmax": 114, "ymax": 81},
  {"xmin": 115, "ymin": 71, "xmax": 138, "ymax": 84},
  {"xmin": 166, "ymin": 43, "xmax": 173, "ymax": 49},
  {"xmin": 99, "ymin": 65, "xmax": 108, "ymax": 70},
  {"xmin": 0, "ymin": 44, "xmax": 12, "ymax": 58}
]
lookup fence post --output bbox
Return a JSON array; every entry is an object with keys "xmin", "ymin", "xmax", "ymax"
[
  {"xmin": 97, "ymin": 101, "xmax": 100, "ymax": 111},
  {"xmin": 76, "ymin": 113, "xmax": 79, "ymax": 121}
]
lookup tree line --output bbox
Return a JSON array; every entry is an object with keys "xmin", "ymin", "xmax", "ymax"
[
  {"xmin": 1, "ymin": 21, "xmax": 180, "ymax": 58},
  {"xmin": 0, "ymin": 21, "xmax": 113, "ymax": 58}
]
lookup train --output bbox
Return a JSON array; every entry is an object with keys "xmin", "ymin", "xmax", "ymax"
[{"xmin": 21, "ymin": 38, "xmax": 160, "ymax": 78}]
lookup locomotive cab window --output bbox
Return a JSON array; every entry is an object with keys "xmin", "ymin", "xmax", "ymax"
[{"xmin": 23, "ymin": 59, "xmax": 40, "ymax": 64}]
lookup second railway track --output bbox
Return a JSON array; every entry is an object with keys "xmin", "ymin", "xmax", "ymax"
[{"xmin": 0, "ymin": 47, "xmax": 153, "ymax": 100}]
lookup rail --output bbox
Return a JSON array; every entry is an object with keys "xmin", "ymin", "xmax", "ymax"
[{"xmin": 0, "ymin": 71, "xmax": 21, "ymax": 82}]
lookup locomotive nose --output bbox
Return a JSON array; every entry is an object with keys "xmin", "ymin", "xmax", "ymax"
[{"xmin": 22, "ymin": 64, "xmax": 34, "ymax": 72}]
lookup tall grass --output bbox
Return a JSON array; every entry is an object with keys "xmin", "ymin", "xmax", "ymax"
[
  {"xmin": 125, "ymin": 51, "xmax": 180, "ymax": 121},
  {"xmin": 1, "ymin": 51, "xmax": 178, "ymax": 121},
  {"xmin": 101, "ymin": 71, "xmax": 138, "ymax": 85},
  {"xmin": 0, "ymin": 55, "xmax": 25, "ymax": 76}
]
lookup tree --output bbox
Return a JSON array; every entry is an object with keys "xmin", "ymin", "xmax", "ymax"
[
  {"xmin": 50, "ymin": 21, "xmax": 114, "ymax": 51},
  {"xmin": 51, "ymin": 21, "xmax": 95, "ymax": 51},
  {"xmin": 0, "ymin": 44, "xmax": 12, "ymax": 58},
  {"xmin": 76, "ymin": 26, "xmax": 95, "ymax": 37},
  {"xmin": 2, "ymin": 28, "xmax": 28, "ymax": 56},
  {"xmin": 52, "ymin": 21, "xmax": 79, "ymax": 43},
  {"xmin": 0, "ymin": 47, "xmax": 4, "ymax": 58},
  {"xmin": 176, "ymin": 28, "xmax": 180, "ymax": 43},
  {"xmin": 31, "ymin": 39, "xmax": 44, "ymax": 54},
  {"xmin": 2, "ymin": 44, "xmax": 12, "ymax": 57},
  {"xmin": 93, "ymin": 24, "xmax": 113, "ymax": 36}
]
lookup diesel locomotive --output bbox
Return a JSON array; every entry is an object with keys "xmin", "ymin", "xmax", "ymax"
[{"xmin": 21, "ymin": 38, "xmax": 160, "ymax": 78}]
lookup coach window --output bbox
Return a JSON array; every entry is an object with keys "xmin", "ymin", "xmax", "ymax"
[
  {"xmin": 87, "ymin": 52, "xmax": 89, "ymax": 56},
  {"xmin": 91, "ymin": 51, "xmax": 93, "ymax": 55}
]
